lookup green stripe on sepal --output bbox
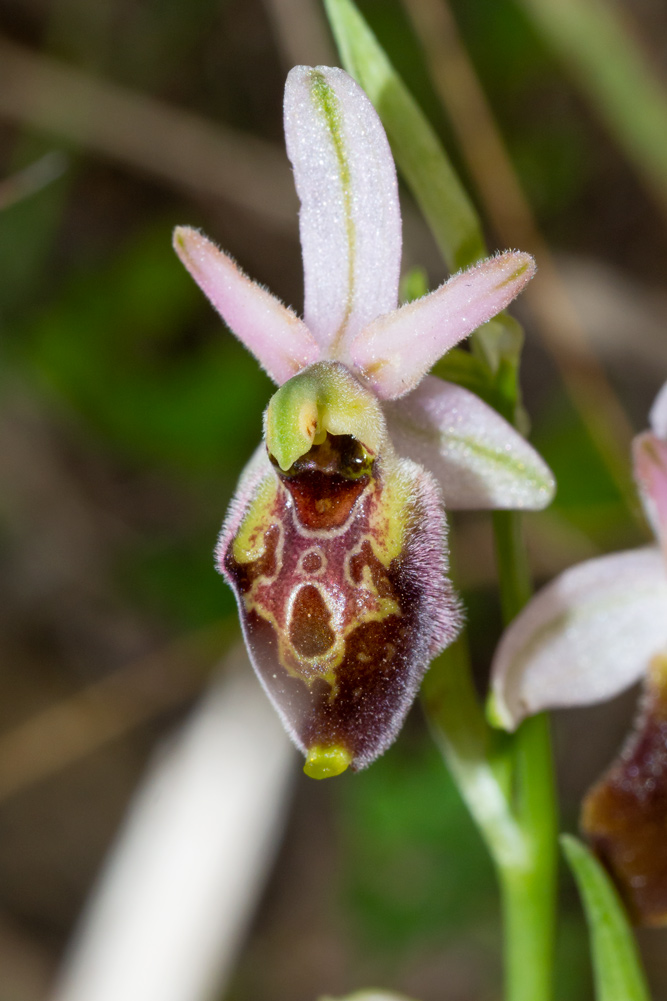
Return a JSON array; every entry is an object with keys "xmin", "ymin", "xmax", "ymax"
[{"xmin": 308, "ymin": 70, "xmax": 356, "ymax": 342}]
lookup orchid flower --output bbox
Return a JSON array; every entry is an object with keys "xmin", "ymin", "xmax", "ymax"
[
  {"xmin": 491, "ymin": 380, "xmax": 667, "ymax": 924},
  {"xmin": 174, "ymin": 66, "xmax": 554, "ymax": 779}
]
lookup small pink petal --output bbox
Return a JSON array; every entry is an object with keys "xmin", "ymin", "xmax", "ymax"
[
  {"xmin": 633, "ymin": 430, "xmax": 667, "ymax": 558},
  {"xmin": 284, "ymin": 66, "xmax": 401, "ymax": 354},
  {"xmin": 173, "ymin": 227, "xmax": 319, "ymax": 384},
  {"xmin": 384, "ymin": 377, "xmax": 555, "ymax": 510},
  {"xmin": 347, "ymin": 251, "xmax": 536, "ymax": 400},
  {"xmin": 649, "ymin": 381, "xmax": 667, "ymax": 440},
  {"xmin": 490, "ymin": 547, "xmax": 667, "ymax": 731}
]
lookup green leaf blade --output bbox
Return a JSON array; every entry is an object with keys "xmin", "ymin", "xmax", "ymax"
[{"xmin": 561, "ymin": 835, "xmax": 651, "ymax": 1001}]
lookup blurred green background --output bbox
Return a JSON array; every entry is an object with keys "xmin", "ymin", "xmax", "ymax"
[{"xmin": 1, "ymin": 0, "xmax": 667, "ymax": 998}]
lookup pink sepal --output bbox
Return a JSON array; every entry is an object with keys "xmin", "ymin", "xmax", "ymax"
[{"xmin": 173, "ymin": 227, "xmax": 319, "ymax": 385}]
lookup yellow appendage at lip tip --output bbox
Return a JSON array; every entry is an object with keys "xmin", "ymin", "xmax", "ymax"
[{"xmin": 303, "ymin": 744, "xmax": 353, "ymax": 779}]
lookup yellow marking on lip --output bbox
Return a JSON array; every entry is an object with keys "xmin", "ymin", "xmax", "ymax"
[
  {"xmin": 231, "ymin": 474, "xmax": 279, "ymax": 564},
  {"xmin": 366, "ymin": 460, "xmax": 412, "ymax": 565}
]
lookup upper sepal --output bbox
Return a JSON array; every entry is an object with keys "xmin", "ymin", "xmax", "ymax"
[
  {"xmin": 490, "ymin": 547, "xmax": 667, "ymax": 730},
  {"xmin": 384, "ymin": 376, "xmax": 555, "ymax": 510},
  {"xmin": 284, "ymin": 66, "xmax": 401, "ymax": 353},
  {"xmin": 173, "ymin": 226, "xmax": 319, "ymax": 384}
]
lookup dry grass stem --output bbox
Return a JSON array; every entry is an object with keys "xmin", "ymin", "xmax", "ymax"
[
  {"xmin": 0, "ymin": 37, "xmax": 298, "ymax": 231},
  {"xmin": 0, "ymin": 621, "xmax": 234, "ymax": 805}
]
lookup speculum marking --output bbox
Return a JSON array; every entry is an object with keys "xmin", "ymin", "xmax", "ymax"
[{"xmin": 289, "ymin": 584, "xmax": 336, "ymax": 658}]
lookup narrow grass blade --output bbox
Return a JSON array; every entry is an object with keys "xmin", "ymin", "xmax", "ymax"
[{"xmin": 561, "ymin": 835, "xmax": 650, "ymax": 1001}]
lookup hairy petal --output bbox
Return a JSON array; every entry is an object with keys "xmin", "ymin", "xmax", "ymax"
[
  {"xmin": 284, "ymin": 66, "xmax": 401, "ymax": 353},
  {"xmin": 347, "ymin": 251, "xmax": 536, "ymax": 399},
  {"xmin": 650, "ymin": 381, "xmax": 667, "ymax": 439},
  {"xmin": 634, "ymin": 431, "xmax": 667, "ymax": 559},
  {"xmin": 583, "ymin": 652, "xmax": 667, "ymax": 926},
  {"xmin": 384, "ymin": 377, "xmax": 555, "ymax": 510},
  {"xmin": 490, "ymin": 547, "xmax": 667, "ymax": 730},
  {"xmin": 173, "ymin": 227, "xmax": 319, "ymax": 384}
]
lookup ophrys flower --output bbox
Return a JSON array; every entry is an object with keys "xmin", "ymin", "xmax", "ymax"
[
  {"xmin": 491, "ymin": 380, "xmax": 667, "ymax": 923},
  {"xmin": 175, "ymin": 66, "xmax": 554, "ymax": 778}
]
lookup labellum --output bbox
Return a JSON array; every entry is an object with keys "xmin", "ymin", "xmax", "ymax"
[{"xmin": 218, "ymin": 363, "xmax": 459, "ymax": 776}]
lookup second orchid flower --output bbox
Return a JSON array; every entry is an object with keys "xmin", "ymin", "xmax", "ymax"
[{"xmin": 492, "ymin": 381, "xmax": 667, "ymax": 923}]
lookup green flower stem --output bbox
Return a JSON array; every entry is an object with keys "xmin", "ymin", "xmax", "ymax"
[
  {"xmin": 493, "ymin": 510, "xmax": 558, "ymax": 1001},
  {"xmin": 422, "ymin": 639, "xmax": 525, "ymax": 872},
  {"xmin": 499, "ymin": 714, "xmax": 557, "ymax": 1001},
  {"xmin": 492, "ymin": 510, "xmax": 532, "ymax": 620}
]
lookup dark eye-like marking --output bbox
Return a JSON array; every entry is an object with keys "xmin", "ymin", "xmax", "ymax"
[{"xmin": 289, "ymin": 584, "xmax": 335, "ymax": 657}]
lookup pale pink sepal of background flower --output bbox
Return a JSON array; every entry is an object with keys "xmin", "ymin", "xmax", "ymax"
[
  {"xmin": 633, "ymin": 431, "xmax": 667, "ymax": 560},
  {"xmin": 490, "ymin": 547, "xmax": 667, "ymax": 730},
  {"xmin": 174, "ymin": 67, "xmax": 551, "ymax": 513},
  {"xmin": 491, "ymin": 380, "xmax": 667, "ymax": 730},
  {"xmin": 650, "ymin": 381, "xmax": 667, "ymax": 439}
]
